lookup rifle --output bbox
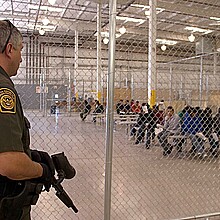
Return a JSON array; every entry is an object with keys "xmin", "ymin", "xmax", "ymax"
[{"xmin": 51, "ymin": 152, "xmax": 78, "ymax": 213}]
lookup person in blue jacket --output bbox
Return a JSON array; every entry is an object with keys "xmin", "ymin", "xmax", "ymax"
[{"xmin": 182, "ymin": 107, "xmax": 205, "ymax": 156}]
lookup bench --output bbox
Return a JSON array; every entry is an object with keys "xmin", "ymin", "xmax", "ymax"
[
  {"xmin": 90, "ymin": 113, "xmax": 106, "ymax": 124},
  {"xmin": 114, "ymin": 114, "xmax": 139, "ymax": 134}
]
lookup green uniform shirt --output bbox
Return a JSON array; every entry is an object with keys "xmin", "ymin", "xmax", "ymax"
[{"xmin": 0, "ymin": 66, "xmax": 30, "ymax": 155}]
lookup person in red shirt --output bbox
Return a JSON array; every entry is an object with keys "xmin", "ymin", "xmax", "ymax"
[{"xmin": 131, "ymin": 100, "xmax": 141, "ymax": 114}]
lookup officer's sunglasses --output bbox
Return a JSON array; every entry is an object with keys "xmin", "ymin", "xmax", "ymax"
[{"xmin": 1, "ymin": 20, "xmax": 15, "ymax": 53}]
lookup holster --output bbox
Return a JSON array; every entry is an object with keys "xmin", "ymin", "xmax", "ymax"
[{"xmin": 0, "ymin": 181, "xmax": 43, "ymax": 220}]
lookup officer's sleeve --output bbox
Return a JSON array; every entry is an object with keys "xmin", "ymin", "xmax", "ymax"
[{"xmin": 0, "ymin": 87, "xmax": 24, "ymax": 153}]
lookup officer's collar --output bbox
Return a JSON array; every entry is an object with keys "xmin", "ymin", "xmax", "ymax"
[{"xmin": 0, "ymin": 66, "xmax": 14, "ymax": 86}]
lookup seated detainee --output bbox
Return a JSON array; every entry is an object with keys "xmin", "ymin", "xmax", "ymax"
[
  {"xmin": 131, "ymin": 100, "xmax": 141, "ymax": 114},
  {"xmin": 124, "ymin": 100, "xmax": 131, "ymax": 114},
  {"xmin": 145, "ymin": 107, "xmax": 158, "ymax": 148},
  {"xmin": 92, "ymin": 100, "xmax": 104, "ymax": 122},
  {"xmin": 153, "ymin": 105, "xmax": 164, "ymax": 125},
  {"xmin": 201, "ymin": 107, "xmax": 219, "ymax": 158},
  {"xmin": 157, "ymin": 106, "xmax": 181, "ymax": 156},
  {"xmin": 129, "ymin": 103, "xmax": 148, "ymax": 141},
  {"xmin": 80, "ymin": 100, "xmax": 91, "ymax": 121},
  {"xmin": 182, "ymin": 107, "xmax": 205, "ymax": 157},
  {"xmin": 134, "ymin": 104, "xmax": 158, "ymax": 147},
  {"xmin": 176, "ymin": 105, "xmax": 192, "ymax": 153},
  {"xmin": 116, "ymin": 99, "xmax": 124, "ymax": 114},
  {"xmin": 212, "ymin": 108, "xmax": 220, "ymax": 157}
]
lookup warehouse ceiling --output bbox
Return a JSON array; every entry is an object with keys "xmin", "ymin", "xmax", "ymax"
[{"xmin": 1, "ymin": 0, "xmax": 220, "ymax": 53}]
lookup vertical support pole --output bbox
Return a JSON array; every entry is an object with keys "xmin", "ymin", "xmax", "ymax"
[
  {"xmin": 82, "ymin": 79, "xmax": 84, "ymax": 101},
  {"xmin": 39, "ymin": 70, "xmax": 43, "ymax": 112},
  {"xmin": 148, "ymin": 0, "xmax": 157, "ymax": 107},
  {"xmin": 42, "ymin": 69, "xmax": 46, "ymax": 117},
  {"xmin": 74, "ymin": 30, "xmax": 79, "ymax": 100},
  {"xmin": 169, "ymin": 64, "xmax": 172, "ymax": 104},
  {"xmin": 97, "ymin": 3, "xmax": 102, "ymax": 102},
  {"xmin": 199, "ymin": 56, "xmax": 203, "ymax": 106},
  {"xmin": 131, "ymin": 72, "xmax": 134, "ymax": 99},
  {"xmin": 180, "ymin": 74, "xmax": 183, "ymax": 101},
  {"xmin": 213, "ymin": 52, "xmax": 217, "ymax": 75},
  {"xmin": 206, "ymin": 75, "xmax": 209, "ymax": 107},
  {"xmin": 104, "ymin": 0, "xmax": 117, "ymax": 219},
  {"xmin": 67, "ymin": 69, "xmax": 72, "ymax": 114}
]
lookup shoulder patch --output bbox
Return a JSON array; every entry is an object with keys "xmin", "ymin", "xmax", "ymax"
[{"xmin": 0, "ymin": 88, "xmax": 16, "ymax": 114}]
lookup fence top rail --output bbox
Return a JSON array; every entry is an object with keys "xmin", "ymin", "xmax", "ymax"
[
  {"xmin": 171, "ymin": 212, "xmax": 220, "ymax": 220},
  {"xmin": 162, "ymin": 51, "xmax": 220, "ymax": 65}
]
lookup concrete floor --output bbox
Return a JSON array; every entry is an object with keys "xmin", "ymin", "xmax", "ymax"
[{"xmin": 25, "ymin": 111, "xmax": 220, "ymax": 220}]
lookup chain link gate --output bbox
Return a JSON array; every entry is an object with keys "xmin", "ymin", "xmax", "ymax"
[{"xmin": 1, "ymin": 0, "xmax": 220, "ymax": 219}]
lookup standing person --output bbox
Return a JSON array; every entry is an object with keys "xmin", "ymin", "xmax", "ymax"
[
  {"xmin": 130, "ymin": 103, "xmax": 148, "ymax": 143},
  {"xmin": 0, "ymin": 20, "xmax": 54, "ymax": 220}
]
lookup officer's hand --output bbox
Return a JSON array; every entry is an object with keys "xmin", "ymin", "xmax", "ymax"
[
  {"xmin": 31, "ymin": 150, "xmax": 55, "ymax": 176},
  {"xmin": 39, "ymin": 163, "xmax": 53, "ymax": 192}
]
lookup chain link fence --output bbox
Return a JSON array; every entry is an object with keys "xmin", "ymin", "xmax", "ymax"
[{"xmin": 1, "ymin": 0, "xmax": 220, "ymax": 219}]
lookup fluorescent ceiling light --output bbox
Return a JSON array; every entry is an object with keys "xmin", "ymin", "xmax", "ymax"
[
  {"xmin": 94, "ymin": 31, "xmax": 121, "ymax": 39},
  {"xmin": 116, "ymin": 16, "xmax": 145, "ymax": 25},
  {"xmin": 48, "ymin": 0, "xmax": 56, "ymax": 5},
  {"xmin": 28, "ymin": 24, "xmax": 56, "ymax": 32},
  {"xmin": 156, "ymin": 39, "xmax": 177, "ymax": 45},
  {"xmin": 28, "ymin": 4, "xmax": 63, "ymax": 13},
  {"xmin": 184, "ymin": 26, "xmax": 213, "ymax": 34},
  {"xmin": 210, "ymin": 17, "xmax": 220, "ymax": 21},
  {"xmin": 131, "ymin": 4, "xmax": 164, "ymax": 17},
  {"xmin": 131, "ymin": 4, "xmax": 165, "ymax": 13}
]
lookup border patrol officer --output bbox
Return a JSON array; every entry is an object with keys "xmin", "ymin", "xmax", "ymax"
[{"xmin": 0, "ymin": 20, "xmax": 54, "ymax": 219}]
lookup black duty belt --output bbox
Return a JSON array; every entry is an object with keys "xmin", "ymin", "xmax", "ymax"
[{"xmin": 0, "ymin": 176, "xmax": 25, "ymax": 198}]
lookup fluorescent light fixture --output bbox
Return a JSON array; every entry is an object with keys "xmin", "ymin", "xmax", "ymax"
[
  {"xmin": 131, "ymin": 4, "xmax": 165, "ymax": 17},
  {"xmin": 28, "ymin": 23, "xmax": 56, "ymax": 32},
  {"xmin": 131, "ymin": 4, "xmax": 165, "ymax": 12},
  {"xmin": 103, "ymin": 38, "xmax": 109, "ymax": 44},
  {"xmin": 42, "ymin": 18, "xmax": 50, "ymax": 26},
  {"xmin": 161, "ymin": 45, "xmax": 166, "ymax": 51},
  {"xmin": 48, "ymin": 0, "xmax": 56, "ymax": 5},
  {"xmin": 184, "ymin": 26, "xmax": 213, "ymax": 34},
  {"xmin": 116, "ymin": 16, "xmax": 145, "ymax": 25},
  {"xmin": 156, "ymin": 39, "xmax": 177, "ymax": 45},
  {"xmin": 28, "ymin": 4, "xmax": 63, "ymax": 13},
  {"xmin": 119, "ymin": 26, "xmax": 126, "ymax": 35},
  {"xmin": 210, "ymin": 17, "xmax": 220, "ymax": 21},
  {"xmin": 188, "ymin": 34, "xmax": 195, "ymax": 42},
  {"xmin": 95, "ymin": 31, "xmax": 121, "ymax": 39}
]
